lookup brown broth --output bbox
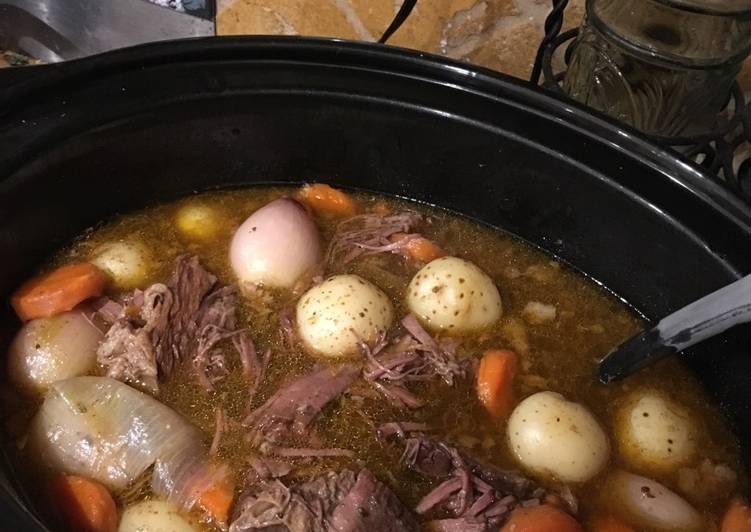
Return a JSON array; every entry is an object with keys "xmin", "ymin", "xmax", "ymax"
[{"xmin": 6, "ymin": 187, "xmax": 744, "ymax": 531}]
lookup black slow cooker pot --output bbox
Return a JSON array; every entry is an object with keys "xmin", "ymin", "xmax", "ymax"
[{"xmin": 1, "ymin": 37, "xmax": 750, "ymax": 530}]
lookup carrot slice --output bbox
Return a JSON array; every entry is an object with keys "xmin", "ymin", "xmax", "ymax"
[
  {"xmin": 297, "ymin": 183, "xmax": 358, "ymax": 218},
  {"xmin": 11, "ymin": 262, "xmax": 107, "ymax": 321},
  {"xmin": 500, "ymin": 504, "xmax": 583, "ymax": 532},
  {"xmin": 590, "ymin": 514, "xmax": 636, "ymax": 532},
  {"xmin": 48, "ymin": 475, "xmax": 117, "ymax": 532},
  {"xmin": 197, "ymin": 476, "xmax": 235, "ymax": 525},
  {"xmin": 476, "ymin": 349, "xmax": 518, "ymax": 419},
  {"xmin": 389, "ymin": 233, "xmax": 446, "ymax": 263},
  {"xmin": 722, "ymin": 498, "xmax": 751, "ymax": 532}
]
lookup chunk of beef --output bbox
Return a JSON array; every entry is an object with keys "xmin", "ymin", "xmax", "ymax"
[
  {"xmin": 330, "ymin": 469, "xmax": 418, "ymax": 531},
  {"xmin": 230, "ymin": 470, "xmax": 417, "ymax": 532},
  {"xmin": 192, "ymin": 284, "xmax": 242, "ymax": 390},
  {"xmin": 96, "ymin": 319, "xmax": 159, "ymax": 392},
  {"xmin": 243, "ymin": 366, "xmax": 358, "ymax": 449},
  {"xmin": 97, "ymin": 255, "xmax": 255, "ymax": 393},
  {"xmin": 231, "ymin": 471, "xmax": 354, "ymax": 532}
]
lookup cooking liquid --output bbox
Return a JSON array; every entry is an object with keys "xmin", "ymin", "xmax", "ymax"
[{"xmin": 5, "ymin": 187, "xmax": 745, "ymax": 531}]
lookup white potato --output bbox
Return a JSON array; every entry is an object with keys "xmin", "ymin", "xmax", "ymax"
[
  {"xmin": 119, "ymin": 500, "xmax": 198, "ymax": 532},
  {"xmin": 616, "ymin": 390, "xmax": 695, "ymax": 472},
  {"xmin": 406, "ymin": 256, "xmax": 502, "ymax": 333},
  {"xmin": 175, "ymin": 203, "xmax": 221, "ymax": 240},
  {"xmin": 90, "ymin": 241, "xmax": 151, "ymax": 289},
  {"xmin": 607, "ymin": 470, "xmax": 703, "ymax": 531},
  {"xmin": 230, "ymin": 198, "xmax": 322, "ymax": 289},
  {"xmin": 507, "ymin": 391, "xmax": 610, "ymax": 482},
  {"xmin": 297, "ymin": 274, "xmax": 393, "ymax": 358},
  {"xmin": 7, "ymin": 311, "xmax": 102, "ymax": 396}
]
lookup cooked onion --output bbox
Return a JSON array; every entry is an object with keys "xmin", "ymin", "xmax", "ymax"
[
  {"xmin": 26, "ymin": 377, "xmax": 206, "ymax": 494},
  {"xmin": 7, "ymin": 311, "xmax": 102, "ymax": 396},
  {"xmin": 607, "ymin": 470, "xmax": 703, "ymax": 531},
  {"xmin": 230, "ymin": 198, "xmax": 322, "ymax": 289}
]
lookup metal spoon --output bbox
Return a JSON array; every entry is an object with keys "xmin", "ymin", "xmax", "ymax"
[{"xmin": 598, "ymin": 273, "xmax": 751, "ymax": 383}]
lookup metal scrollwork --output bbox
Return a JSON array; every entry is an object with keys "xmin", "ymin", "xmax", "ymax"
[{"xmin": 531, "ymin": 1, "xmax": 751, "ymax": 203}]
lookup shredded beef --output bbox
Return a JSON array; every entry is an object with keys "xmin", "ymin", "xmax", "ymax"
[
  {"xmin": 246, "ymin": 456, "xmax": 293, "ymax": 484},
  {"xmin": 270, "ymin": 447, "xmax": 356, "ymax": 459},
  {"xmin": 361, "ymin": 314, "xmax": 466, "ymax": 409},
  {"xmin": 246, "ymin": 348, "xmax": 272, "ymax": 408},
  {"xmin": 427, "ymin": 518, "xmax": 488, "ymax": 532},
  {"xmin": 242, "ymin": 366, "xmax": 358, "ymax": 450},
  {"xmin": 230, "ymin": 469, "xmax": 417, "ymax": 532},
  {"xmin": 90, "ymin": 297, "xmax": 125, "ymax": 323},
  {"xmin": 372, "ymin": 382, "xmax": 424, "ymax": 409},
  {"xmin": 326, "ymin": 211, "xmax": 424, "ymax": 265},
  {"xmin": 379, "ymin": 425, "xmax": 573, "ymax": 531},
  {"xmin": 278, "ymin": 306, "xmax": 298, "ymax": 350},
  {"xmin": 210, "ymin": 405, "xmax": 228, "ymax": 456},
  {"xmin": 376, "ymin": 422, "xmax": 433, "ymax": 440},
  {"xmin": 399, "ymin": 315, "xmax": 464, "ymax": 385},
  {"xmin": 97, "ymin": 255, "xmax": 255, "ymax": 393}
]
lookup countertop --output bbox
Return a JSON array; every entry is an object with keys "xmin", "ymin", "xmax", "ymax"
[
  {"xmin": 217, "ymin": 0, "xmax": 586, "ymax": 79},
  {"xmin": 216, "ymin": 0, "xmax": 751, "ymax": 89},
  {"xmin": 1, "ymin": 0, "xmax": 749, "ymax": 91}
]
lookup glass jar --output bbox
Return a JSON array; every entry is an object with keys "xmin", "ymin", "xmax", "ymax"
[{"xmin": 563, "ymin": 0, "xmax": 751, "ymax": 137}]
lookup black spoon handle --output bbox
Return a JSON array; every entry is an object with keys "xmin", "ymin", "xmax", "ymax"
[{"xmin": 598, "ymin": 273, "xmax": 751, "ymax": 383}]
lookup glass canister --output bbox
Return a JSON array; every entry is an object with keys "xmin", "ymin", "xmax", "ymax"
[{"xmin": 563, "ymin": 0, "xmax": 751, "ymax": 137}]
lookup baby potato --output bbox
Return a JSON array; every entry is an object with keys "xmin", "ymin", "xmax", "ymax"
[
  {"xmin": 90, "ymin": 241, "xmax": 151, "ymax": 289},
  {"xmin": 297, "ymin": 274, "xmax": 393, "ymax": 358},
  {"xmin": 175, "ymin": 203, "xmax": 221, "ymax": 240},
  {"xmin": 119, "ymin": 500, "xmax": 198, "ymax": 532},
  {"xmin": 406, "ymin": 256, "xmax": 502, "ymax": 333},
  {"xmin": 507, "ymin": 391, "xmax": 610, "ymax": 483},
  {"xmin": 7, "ymin": 311, "xmax": 102, "ymax": 396},
  {"xmin": 616, "ymin": 390, "xmax": 695, "ymax": 472}
]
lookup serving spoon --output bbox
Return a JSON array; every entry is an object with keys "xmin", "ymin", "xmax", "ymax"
[{"xmin": 598, "ymin": 273, "xmax": 751, "ymax": 383}]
